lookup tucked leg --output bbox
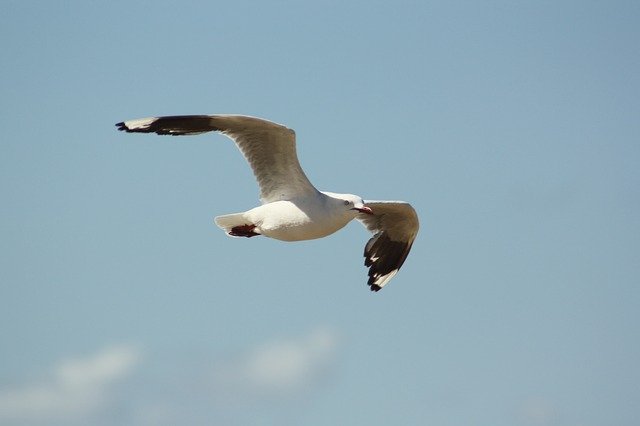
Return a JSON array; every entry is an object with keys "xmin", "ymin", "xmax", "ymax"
[{"xmin": 229, "ymin": 224, "xmax": 260, "ymax": 238}]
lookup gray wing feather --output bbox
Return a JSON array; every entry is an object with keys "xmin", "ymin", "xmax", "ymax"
[
  {"xmin": 116, "ymin": 115, "xmax": 317, "ymax": 203},
  {"xmin": 357, "ymin": 201, "xmax": 419, "ymax": 291}
]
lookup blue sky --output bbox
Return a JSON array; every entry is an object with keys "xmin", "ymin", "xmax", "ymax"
[{"xmin": 1, "ymin": 1, "xmax": 639, "ymax": 425}]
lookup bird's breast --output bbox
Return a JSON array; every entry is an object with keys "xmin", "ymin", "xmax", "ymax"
[{"xmin": 246, "ymin": 201, "xmax": 352, "ymax": 242}]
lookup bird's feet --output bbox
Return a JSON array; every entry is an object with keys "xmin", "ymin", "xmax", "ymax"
[{"xmin": 229, "ymin": 224, "xmax": 260, "ymax": 238}]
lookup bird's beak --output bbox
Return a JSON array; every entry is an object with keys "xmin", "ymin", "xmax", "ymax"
[{"xmin": 354, "ymin": 206, "xmax": 373, "ymax": 215}]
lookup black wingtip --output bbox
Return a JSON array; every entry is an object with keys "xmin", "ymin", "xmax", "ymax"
[
  {"xmin": 115, "ymin": 122, "xmax": 127, "ymax": 131},
  {"xmin": 369, "ymin": 284, "xmax": 382, "ymax": 292}
]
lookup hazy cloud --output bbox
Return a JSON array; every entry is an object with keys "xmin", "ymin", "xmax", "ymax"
[
  {"xmin": 242, "ymin": 327, "xmax": 339, "ymax": 391},
  {"xmin": 0, "ymin": 329, "xmax": 340, "ymax": 425},
  {"xmin": 0, "ymin": 345, "xmax": 141, "ymax": 424},
  {"xmin": 518, "ymin": 396, "xmax": 557, "ymax": 426},
  {"xmin": 210, "ymin": 327, "xmax": 341, "ymax": 400},
  {"xmin": 119, "ymin": 327, "xmax": 342, "ymax": 425}
]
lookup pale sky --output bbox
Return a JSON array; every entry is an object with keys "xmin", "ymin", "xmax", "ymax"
[{"xmin": 1, "ymin": 1, "xmax": 639, "ymax": 425}]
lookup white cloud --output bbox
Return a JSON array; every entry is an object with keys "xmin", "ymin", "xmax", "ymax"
[
  {"xmin": 0, "ymin": 344, "xmax": 141, "ymax": 424},
  {"xmin": 0, "ymin": 330, "xmax": 340, "ymax": 425},
  {"xmin": 211, "ymin": 327, "xmax": 340, "ymax": 399},
  {"xmin": 243, "ymin": 327, "xmax": 338, "ymax": 390}
]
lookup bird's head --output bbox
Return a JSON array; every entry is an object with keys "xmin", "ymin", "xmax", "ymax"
[{"xmin": 326, "ymin": 193, "xmax": 373, "ymax": 215}]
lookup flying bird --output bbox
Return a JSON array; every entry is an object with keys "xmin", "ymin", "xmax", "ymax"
[{"xmin": 116, "ymin": 115, "xmax": 418, "ymax": 291}]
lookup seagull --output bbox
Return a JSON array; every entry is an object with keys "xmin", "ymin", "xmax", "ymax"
[{"xmin": 116, "ymin": 115, "xmax": 419, "ymax": 291}]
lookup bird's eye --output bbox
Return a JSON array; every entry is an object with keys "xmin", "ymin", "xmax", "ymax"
[{"xmin": 344, "ymin": 200, "xmax": 350, "ymax": 206}]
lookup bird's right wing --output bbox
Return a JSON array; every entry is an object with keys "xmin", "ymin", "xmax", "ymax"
[
  {"xmin": 357, "ymin": 201, "xmax": 419, "ymax": 291},
  {"xmin": 116, "ymin": 115, "xmax": 318, "ymax": 203}
]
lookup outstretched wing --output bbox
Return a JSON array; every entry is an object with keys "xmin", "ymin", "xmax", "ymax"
[
  {"xmin": 116, "ymin": 115, "xmax": 318, "ymax": 203},
  {"xmin": 357, "ymin": 201, "xmax": 419, "ymax": 291}
]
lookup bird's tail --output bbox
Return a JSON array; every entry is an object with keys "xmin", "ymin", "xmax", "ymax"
[{"xmin": 214, "ymin": 212, "xmax": 259, "ymax": 238}]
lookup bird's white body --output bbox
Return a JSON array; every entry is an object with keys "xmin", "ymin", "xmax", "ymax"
[{"xmin": 216, "ymin": 192, "xmax": 359, "ymax": 242}]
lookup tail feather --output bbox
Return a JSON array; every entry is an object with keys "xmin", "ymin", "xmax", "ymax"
[{"xmin": 215, "ymin": 212, "xmax": 252, "ymax": 236}]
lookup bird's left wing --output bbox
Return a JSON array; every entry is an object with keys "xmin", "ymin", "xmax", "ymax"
[
  {"xmin": 115, "ymin": 115, "xmax": 318, "ymax": 203},
  {"xmin": 357, "ymin": 201, "xmax": 419, "ymax": 291}
]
